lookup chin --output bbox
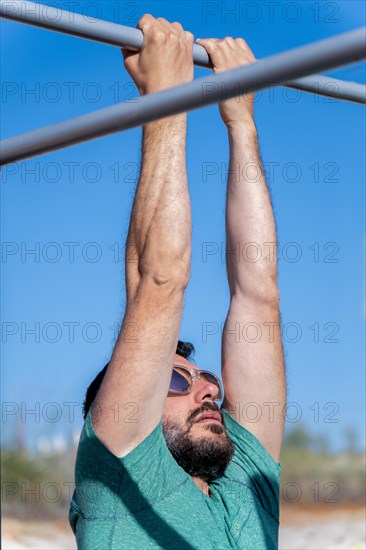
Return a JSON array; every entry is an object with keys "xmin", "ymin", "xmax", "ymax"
[{"xmin": 193, "ymin": 421, "xmax": 224, "ymax": 435}]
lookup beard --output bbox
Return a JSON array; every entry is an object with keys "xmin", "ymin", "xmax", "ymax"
[{"xmin": 162, "ymin": 402, "xmax": 235, "ymax": 484}]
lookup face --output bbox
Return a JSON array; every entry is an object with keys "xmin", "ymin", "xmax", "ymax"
[{"xmin": 162, "ymin": 355, "xmax": 235, "ymax": 483}]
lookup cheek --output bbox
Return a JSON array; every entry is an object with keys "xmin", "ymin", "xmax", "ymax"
[{"xmin": 163, "ymin": 399, "xmax": 191, "ymax": 425}]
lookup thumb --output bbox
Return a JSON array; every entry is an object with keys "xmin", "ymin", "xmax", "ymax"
[{"xmin": 121, "ymin": 47, "xmax": 136, "ymax": 62}]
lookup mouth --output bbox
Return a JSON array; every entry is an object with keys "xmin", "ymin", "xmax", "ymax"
[{"xmin": 194, "ymin": 412, "xmax": 222, "ymax": 424}]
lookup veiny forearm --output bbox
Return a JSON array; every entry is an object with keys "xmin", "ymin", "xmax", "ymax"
[
  {"xmin": 226, "ymin": 122, "xmax": 278, "ymax": 303},
  {"xmin": 125, "ymin": 114, "xmax": 192, "ymax": 297}
]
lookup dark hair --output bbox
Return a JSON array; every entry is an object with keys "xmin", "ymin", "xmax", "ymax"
[{"xmin": 82, "ymin": 340, "xmax": 195, "ymax": 419}]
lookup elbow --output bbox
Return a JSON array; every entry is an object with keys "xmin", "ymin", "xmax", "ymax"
[
  {"xmin": 265, "ymin": 285, "xmax": 281, "ymax": 307},
  {"xmin": 138, "ymin": 255, "xmax": 191, "ymax": 290},
  {"xmin": 257, "ymin": 285, "xmax": 281, "ymax": 308}
]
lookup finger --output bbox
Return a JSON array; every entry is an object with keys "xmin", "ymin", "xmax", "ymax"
[
  {"xmin": 218, "ymin": 38, "xmax": 236, "ymax": 55},
  {"xmin": 223, "ymin": 36, "xmax": 236, "ymax": 48},
  {"xmin": 199, "ymin": 37, "xmax": 255, "ymax": 64},
  {"xmin": 196, "ymin": 37, "xmax": 230, "ymax": 49},
  {"xmin": 136, "ymin": 13, "xmax": 155, "ymax": 32},
  {"xmin": 196, "ymin": 38, "xmax": 228, "ymax": 65},
  {"xmin": 184, "ymin": 30, "xmax": 195, "ymax": 42},
  {"xmin": 137, "ymin": 14, "xmax": 170, "ymax": 46},
  {"xmin": 171, "ymin": 21, "xmax": 192, "ymax": 43},
  {"xmin": 234, "ymin": 38, "xmax": 256, "ymax": 61},
  {"xmin": 235, "ymin": 37, "xmax": 248, "ymax": 50},
  {"xmin": 135, "ymin": 14, "xmax": 156, "ymax": 52},
  {"xmin": 195, "ymin": 38, "xmax": 220, "ymax": 53},
  {"xmin": 156, "ymin": 17, "xmax": 180, "ymax": 36},
  {"xmin": 171, "ymin": 21, "xmax": 183, "ymax": 32}
]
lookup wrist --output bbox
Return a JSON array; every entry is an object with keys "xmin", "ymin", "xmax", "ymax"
[
  {"xmin": 226, "ymin": 119, "xmax": 259, "ymax": 155},
  {"xmin": 226, "ymin": 117, "xmax": 257, "ymax": 136},
  {"xmin": 143, "ymin": 113, "xmax": 187, "ymax": 132}
]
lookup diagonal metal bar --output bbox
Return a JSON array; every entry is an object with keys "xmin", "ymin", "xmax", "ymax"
[
  {"xmin": 1, "ymin": 27, "xmax": 365, "ymax": 165},
  {"xmin": 284, "ymin": 74, "xmax": 366, "ymax": 103},
  {"xmin": 1, "ymin": 0, "xmax": 365, "ymax": 104}
]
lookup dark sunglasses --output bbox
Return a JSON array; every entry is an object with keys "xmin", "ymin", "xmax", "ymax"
[{"xmin": 168, "ymin": 364, "xmax": 223, "ymax": 401}]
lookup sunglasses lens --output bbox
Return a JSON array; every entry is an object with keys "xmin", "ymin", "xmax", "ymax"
[{"xmin": 170, "ymin": 369, "xmax": 190, "ymax": 393}]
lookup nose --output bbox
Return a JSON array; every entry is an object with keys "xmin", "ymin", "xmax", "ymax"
[{"xmin": 193, "ymin": 375, "xmax": 221, "ymax": 403}]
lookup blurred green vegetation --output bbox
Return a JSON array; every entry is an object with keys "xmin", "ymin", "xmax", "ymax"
[
  {"xmin": 280, "ymin": 424, "xmax": 366, "ymax": 505},
  {"xmin": 1, "ymin": 447, "xmax": 76, "ymax": 519},
  {"xmin": 1, "ymin": 424, "xmax": 365, "ymax": 518}
]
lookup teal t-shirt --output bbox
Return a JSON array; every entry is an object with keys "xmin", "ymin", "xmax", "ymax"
[{"xmin": 69, "ymin": 403, "xmax": 281, "ymax": 549}]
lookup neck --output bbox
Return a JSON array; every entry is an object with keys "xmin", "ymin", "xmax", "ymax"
[{"xmin": 192, "ymin": 476, "xmax": 211, "ymax": 497}]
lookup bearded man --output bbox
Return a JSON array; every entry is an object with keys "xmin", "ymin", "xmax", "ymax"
[{"xmin": 69, "ymin": 14, "xmax": 286, "ymax": 550}]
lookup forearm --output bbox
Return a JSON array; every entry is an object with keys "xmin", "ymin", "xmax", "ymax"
[
  {"xmin": 226, "ymin": 121, "xmax": 278, "ymax": 303},
  {"xmin": 223, "ymin": 122, "xmax": 285, "ymax": 459},
  {"xmin": 94, "ymin": 114, "xmax": 192, "ymax": 455},
  {"xmin": 125, "ymin": 114, "xmax": 191, "ymax": 297}
]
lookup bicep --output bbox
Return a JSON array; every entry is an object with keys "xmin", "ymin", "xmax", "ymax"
[
  {"xmin": 92, "ymin": 276, "xmax": 185, "ymax": 458},
  {"xmin": 221, "ymin": 294, "xmax": 286, "ymax": 462}
]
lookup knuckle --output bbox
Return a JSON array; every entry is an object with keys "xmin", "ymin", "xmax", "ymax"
[
  {"xmin": 219, "ymin": 38, "xmax": 230, "ymax": 47},
  {"xmin": 197, "ymin": 41, "xmax": 211, "ymax": 51},
  {"xmin": 205, "ymin": 41, "xmax": 217, "ymax": 52},
  {"xmin": 154, "ymin": 29, "xmax": 167, "ymax": 41},
  {"xmin": 138, "ymin": 13, "xmax": 154, "ymax": 27},
  {"xmin": 168, "ymin": 32, "xmax": 179, "ymax": 41}
]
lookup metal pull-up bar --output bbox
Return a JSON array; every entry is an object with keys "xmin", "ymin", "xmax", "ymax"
[
  {"xmin": 1, "ymin": 0, "xmax": 365, "ymax": 104},
  {"xmin": 1, "ymin": 26, "xmax": 365, "ymax": 166}
]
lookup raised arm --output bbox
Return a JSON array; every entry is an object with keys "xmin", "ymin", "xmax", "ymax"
[
  {"xmin": 92, "ymin": 16, "xmax": 194, "ymax": 458},
  {"xmin": 196, "ymin": 37, "xmax": 286, "ymax": 462}
]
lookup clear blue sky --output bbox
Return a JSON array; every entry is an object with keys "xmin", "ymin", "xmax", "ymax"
[{"xmin": 1, "ymin": 0, "xmax": 365, "ymax": 453}]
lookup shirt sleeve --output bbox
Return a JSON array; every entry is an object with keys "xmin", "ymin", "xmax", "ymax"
[
  {"xmin": 220, "ymin": 407, "xmax": 282, "ymax": 521},
  {"xmin": 74, "ymin": 402, "xmax": 187, "ymax": 519}
]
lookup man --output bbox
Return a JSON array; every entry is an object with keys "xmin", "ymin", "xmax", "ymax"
[{"xmin": 69, "ymin": 14, "xmax": 286, "ymax": 550}]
